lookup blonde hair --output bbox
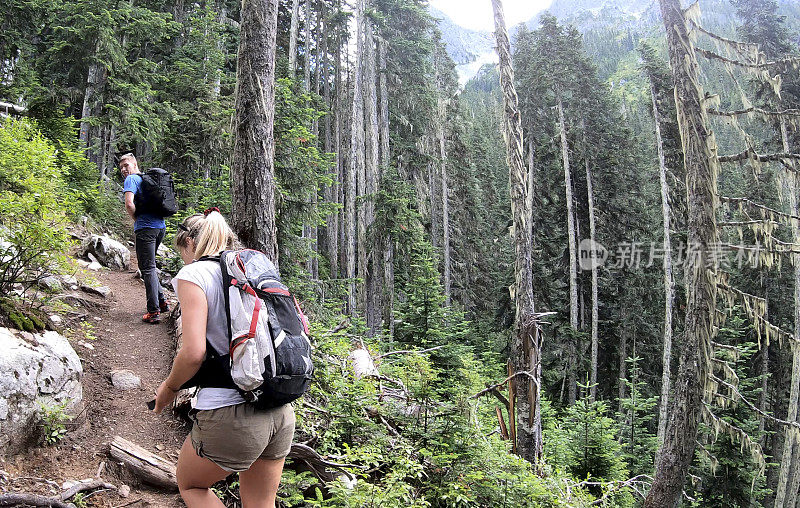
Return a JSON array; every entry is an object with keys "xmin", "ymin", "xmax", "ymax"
[
  {"xmin": 175, "ymin": 211, "xmax": 237, "ymax": 259},
  {"xmin": 119, "ymin": 153, "xmax": 137, "ymax": 166}
]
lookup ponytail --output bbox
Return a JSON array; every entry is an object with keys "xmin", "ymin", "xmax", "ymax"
[{"xmin": 175, "ymin": 211, "xmax": 237, "ymax": 259}]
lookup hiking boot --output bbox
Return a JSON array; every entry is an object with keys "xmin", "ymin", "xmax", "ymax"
[
  {"xmin": 142, "ymin": 312, "xmax": 161, "ymax": 324},
  {"xmin": 159, "ymin": 300, "xmax": 169, "ymax": 313}
]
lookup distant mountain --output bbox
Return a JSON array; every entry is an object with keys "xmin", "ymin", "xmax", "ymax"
[
  {"xmin": 519, "ymin": 0, "xmax": 800, "ymax": 79},
  {"xmin": 428, "ymin": 7, "xmax": 495, "ymax": 85}
]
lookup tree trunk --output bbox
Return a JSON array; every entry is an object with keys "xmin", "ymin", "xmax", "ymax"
[
  {"xmin": 773, "ymin": 117, "xmax": 800, "ymax": 508},
  {"xmin": 645, "ymin": 0, "xmax": 719, "ymax": 505},
  {"xmin": 378, "ymin": 38, "xmax": 389, "ymax": 171},
  {"xmin": 378, "ymin": 37, "xmax": 392, "ymax": 332},
  {"xmin": 651, "ymin": 80, "xmax": 675, "ymax": 466},
  {"xmin": 231, "ymin": 0, "xmax": 280, "ymax": 264},
  {"xmin": 303, "ymin": 0, "xmax": 311, "ymax": 90},
  {"xmin": 347, "ymin": 0, "xmax": 365, "ymax": 315},
  {"xmin": 364, "ymin": 20, "xmax": 380, "ymax": 334},
  {"xmin": 321, "ymin": 3, "xmax": 333, "ymax": 277},
  {"xmin": 288, "ymin": 0, "xmax": 300, "ymax": 77},
  {"xmin": 618, "ymin": 317, "xmax": 628, "ymax": 415},
  {"xmin": 583, "ymin": 123, "xmax": 598, "ymax": 402},
  {"xmin": 557, "ymin": 94, "xmax": 578, "ymax": 405},
  {"xmin": 329, "ymin": 23, "xmax": 341, "ymax": 280},
  {"xmin": 79, "ymin": 40, "xmax": 104, "ymax": 172},
  {"xmin": 527, "ymin": 139, "xmax": 535, "ymax": 251},
  {"xmin": 441, "ymin": 129, "xmax": 451, "ymax": 307},
  {"xmin": 438, "ymin": 75, "xmax": 451, "ymax": 307},
  {"xmin": 491, "ymin": 0, "xmax": 542, "ymax": 465}
]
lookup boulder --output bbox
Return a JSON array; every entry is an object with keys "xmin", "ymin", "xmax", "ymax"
[
  {"xmin": 80, "ymin": 284, "xmax": 112, "ymax": 298},
  {"xmin": 0, "ymin": 327, "xmax": 83, "ymax": 457},
  {"xmin": 156, "ymin": 244, "xmax": 179, "ymax": 270},
  {"xmin": 37, "ymin": 276, "xmax": 62, "ymax": 293},
  {"xmin": 80, "ymin": 235, "xmax": 130, "ymax": 271}
]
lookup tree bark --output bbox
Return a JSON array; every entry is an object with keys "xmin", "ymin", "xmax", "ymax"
[
  {"xmin": 364, "ymin": 19, "xmax": 381, "ymax": 334},
  {"xmin": 645, "ymin": 0, "xmax": 719, "ymax": 505},
  {"xmin": 303, "ymin": 0, "xmax": 311, "ymax": 91},
  {"xmin": 79, "ymin": 40, "xmax": 105, "ymax": 172},
  {"xmin": 378, "ymin": 37, "xmax": 392, "ymax": 332},
  {"xmin": 583, "ymin": 122, "xmax": 598, "ymax": 402},
  {"xmin": 288, "ymin": 0, "xmax": 301, "ymax": 77},
  {"xmin": 347, "ymin": 0, "xmax": 365, "ymax": 315},
  {"xmin": 231, "ymin": 0, "xmax": 280, "ymax": 264},
  {"xmin": 437, "ymin": 63, "xmax": 451, "ymax": 307},
  {"xmin": 329, "ymin": 20, "xmax": 341, "ymax": 280},
  {"xmin": 441, "ymin": 126, "xmax": 451, "ymax": 307},
  {"xmin": 491, "ymin": 0, "xmax": 542, "ymax": 465},
  {"xmin": 619, "ymin": 316, "xmax": 628, "ymax": 415},
  {"xmin": 651, "ymin": 80, "xmax": 675, "ymax": 466},
  {"xmin": 773, "ymin": 117, "xmax": 800, "ymax": 508},
  {"xmin": 557, "ymin": 94, "xmax": 578, "ymax": 405}
]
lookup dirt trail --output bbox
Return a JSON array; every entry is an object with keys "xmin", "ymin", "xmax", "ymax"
[{"xmin": 4, "ymin": 251, "xmax": 186, "ymax": 508}]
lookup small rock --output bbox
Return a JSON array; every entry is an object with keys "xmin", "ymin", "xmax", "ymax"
[
  {"xmin": 87, "ymin": 261, "xmax": 102, "ymax": 271},
  {"xmin": 75, "ymin": 259, "xmax": 90, "ymax": 268},
  {"xmin": 38, "ymin": 276, "xmax": 62, "ymax": 293},
  {"xmin": 49, "ymin": 315, "xmax": 63, "ymax": 326},
  {"xmin": 80, "ymin": 285, "xmax": 111, "ymax": 298},
  {"xmin": 87, "ymin": 252, "xmax": 99, "ymax": 264},
  {"xmin": 155, "ymin": 444, "xmax": 164, "ymax": 451},
  {"xmin": 60, "ymin": 275, "xmax": 79, "ymax": 286},
  {"xmin": 79, "ymin": 341, "xmax": 94, "ymax": 351},
  {"xmin": 118, "ymin": 484, "xmax": 131, "ymax": 498},
  {"xmin": 93, "ymin": 317, "xmax": 102, "ymax": 322},
  {"xmin": 110, "ymin": 370, "xmax": 141, "ymax": 390}
]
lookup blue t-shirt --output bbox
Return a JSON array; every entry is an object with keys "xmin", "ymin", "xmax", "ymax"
[{"xmin": 124, "ymin": 174, "xmax": 166, "ymax": 231}]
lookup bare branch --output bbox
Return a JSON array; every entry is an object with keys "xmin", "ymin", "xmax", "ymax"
[
  {"xmin": 469, "ymin": 371, "xmax": 539, "ymax": 400},
  {"xmin": 721, "ymin": 196, "xmax": 800, "ymax": 222},
  {"xmin": 718, "ymin": 148, "xmax": 800, "ymax": 163},
  {"xmin": 695, "ymin": 47, "xmax": 800, "ymax": 69},
  {"xmin": 375, "ymin": 345, "xmax": 445, "ymax": 360},
  {"xmin": 708, "ymin": 107, "xmax": 800, "ymax": 118},
  {"xmin": 711, "ymin": 374, "xmax": 800, "ymax": 429}
]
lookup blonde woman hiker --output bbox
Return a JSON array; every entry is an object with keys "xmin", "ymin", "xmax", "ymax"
[{"xmin": 152, "ymin": 209, "xmax": 295, "ymax": 508}]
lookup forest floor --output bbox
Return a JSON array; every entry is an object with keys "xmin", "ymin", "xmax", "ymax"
[{"xmin": 2, "ymin": 245, "xmax": 186, "ymax": 508}]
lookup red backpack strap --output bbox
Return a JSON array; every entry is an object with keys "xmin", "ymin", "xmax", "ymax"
[{"xmin": 293, "ymin": 296, "xmax": 310, "ymax": 335}]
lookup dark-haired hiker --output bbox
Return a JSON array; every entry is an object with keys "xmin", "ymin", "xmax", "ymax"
[
  {"xmin": 152, "ymin": 210, "xmax": 295, "ymax": 508},
  {"xmin": 120, "ymin": 154, "xmax": 168, "ymax": 323}
]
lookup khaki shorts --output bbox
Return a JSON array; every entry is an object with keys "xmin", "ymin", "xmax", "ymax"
[{"xmin": 190, "ymin": 403, "xmax": 295, "ymax": 472}]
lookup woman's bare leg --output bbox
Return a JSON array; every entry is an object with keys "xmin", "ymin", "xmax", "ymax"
[
  {"xmin": 239, "ymin": 457, "xmax": 286, "ymax": 508},
  {"xmin": 176, "ymin": 436, "xmax": 230, "ymax": 508}
]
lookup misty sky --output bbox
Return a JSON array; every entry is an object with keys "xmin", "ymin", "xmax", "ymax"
[{"xmin": 429, "ymin": 0, "xmax": 554, "ymax": 32}]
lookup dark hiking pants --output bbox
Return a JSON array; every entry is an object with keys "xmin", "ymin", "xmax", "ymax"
[{"xmin": 135, "ymin": 227, "xmax": 165, "ymax": 314}]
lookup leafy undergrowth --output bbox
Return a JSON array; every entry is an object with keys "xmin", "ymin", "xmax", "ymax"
[{"xmin": 234, "ymin": 315, "xmax": 602, "ymax": 508}]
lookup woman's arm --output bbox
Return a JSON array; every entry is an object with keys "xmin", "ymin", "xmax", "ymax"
[{"xmin": 153, "ymin": 278, "xmax": 209, "ymax": 413}]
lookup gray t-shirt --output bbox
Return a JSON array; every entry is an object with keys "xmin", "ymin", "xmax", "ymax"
[{"xmin": 173, "ymin": 260, "xmax": 245, "ymax": 410}]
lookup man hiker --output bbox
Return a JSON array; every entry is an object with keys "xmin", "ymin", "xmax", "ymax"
[{"xmin": 120, "ymin": 153, "xmax": 168, "ymax": 324}]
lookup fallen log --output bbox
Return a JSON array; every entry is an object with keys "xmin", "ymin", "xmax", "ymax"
[
  {"xmin": 109, "ymin": 436, "xmax": 177, "ymax": 490},
  {"xmin": 0, "ymin": 478, "xmax": 116, "ymax": 507},
  {"xmin": 0, "ymin": 493, "xmax": 74, "ymax": 507}
]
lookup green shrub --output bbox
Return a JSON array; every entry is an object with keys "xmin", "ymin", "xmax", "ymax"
[
  {"xmin": 0, "ymin": 117, "xmax": 72, "ymax": 295},
  {"xmin": 38, "ymin": 399, "xmax": 71, "ymax": 445}
]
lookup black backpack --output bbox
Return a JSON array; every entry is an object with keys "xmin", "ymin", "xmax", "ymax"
[
  {"xmin": 183, "ymin": 250, "xmax": 313, "ymax": 409},
  {"xmin": 133, "ymin": 168, "xmax": 178, "ymax": 217}
]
